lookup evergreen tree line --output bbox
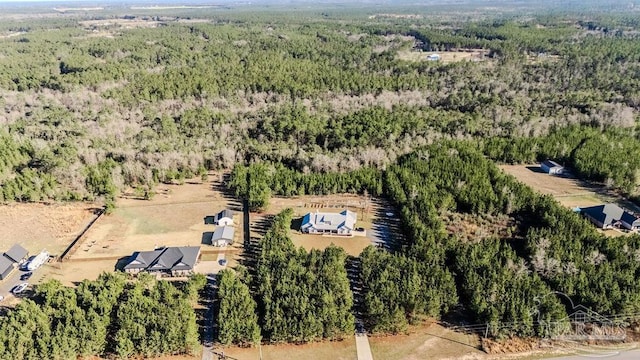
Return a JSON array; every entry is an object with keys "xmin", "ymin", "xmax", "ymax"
[
  {"xmin": 0, "ymin": 273, "xmax": 205, "ymax": 359},
  {"xmin": 215, "ymin": 209, "xmax": 355, "ymax": 345}
]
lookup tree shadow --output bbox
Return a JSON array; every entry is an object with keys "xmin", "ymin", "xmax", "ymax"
[{"xmin": 290, "ymin": 216, "xmax": 303, "ymax": 231}]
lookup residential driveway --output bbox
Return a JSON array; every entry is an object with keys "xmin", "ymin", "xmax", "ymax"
[
  {"xmin": 0, "ymin": 267, "xmax": 41, "ymax": 303},
  {"xmin": 355, "ymin": 332, "xmax": 374, "ymax": 360}
]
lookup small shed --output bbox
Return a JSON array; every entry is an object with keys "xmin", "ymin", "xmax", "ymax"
[
  {"xmin": 215, "ymin": 209, "xmax": 234, "ymax": 226},
  {"xmin": 427, "ymin": 53, "xmax": 441, "ymax": 61},
  {"xmin": 541, "ymin": 160, "xmax": 564, "ymax": 175},
  {"xmin": 4, "ymin": 244, "xmax": 28, "ymax": 263},
  {"xmin": 211, "ymin": 226, "xmax": 235, "ymax": 247},
  {"xmin": 0, "ymin": 256, "xmax": 14, "ymax": 280}
]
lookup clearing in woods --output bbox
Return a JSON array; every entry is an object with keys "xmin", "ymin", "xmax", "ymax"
[
  {"xmin": 499, "ymin": 165, "xmax": 640, "ymax": 211},
  {"xmin": 69, "ymin": 173, "xmax": 242, "ymax": 262},
  {"xmin": 397, "ymin": 49, "xmax": 488, "ymax": 64},
  {"xmin": 259, "ymin": 195, "xmax": 383, "ymax": 256}
]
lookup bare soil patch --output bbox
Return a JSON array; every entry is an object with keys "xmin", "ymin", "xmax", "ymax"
[{"xmin": 0, "ymin": 202, "xmax": 98, "ymax": 256}]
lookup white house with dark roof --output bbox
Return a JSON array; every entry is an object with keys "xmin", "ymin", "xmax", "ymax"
[
  {"xmin": 214, "ymin": 209, "xmax": 234, "ymax": 226},
  {"xmin": 211, "ymin": 226, "xmax": 235, "ymax": 247},
  {"xmin": 300, "ymin": 210, "xmax": 357, "ymax": 236},
  {"xmin": 123, "ymin": 246, "xmax": 200, "ymax": 276},
  {"xmin": 541, "ymin": 160, "xmax": 565, "ymax": 175},
  {"xmin": 581, "ymin": 204, "xmax": 640, "ymax": 231}
]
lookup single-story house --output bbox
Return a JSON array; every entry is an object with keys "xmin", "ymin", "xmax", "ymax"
[
  {"xmin": 301, "ymin": 210, "xmax": 357, "ymax": 236},
  {"xmin": 214, "ymin": 209, "xmax": 234, "ymax": 226},
  {"xmin": 540, "ymin": 160, "xmax": 565, "ymax": 175},
  {"xmin": 123, "ymin": 246, "xmax": 200, "ymax": 277},
  {"xmin": 211, "ymin": 226, "xmax": 235, "ymax": 247},
  {"xmin": 0, "ymin": 244, "xmax": 28, "ymax": 280},
  {"xmin": 427, "ymin": 53, "xmax": 441, "ymax": 61},
  {"xmin": 581, "ymin": 204, "xmax": 639, "ymax": 230}
]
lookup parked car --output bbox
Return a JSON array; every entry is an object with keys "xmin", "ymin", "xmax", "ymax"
[
  {"xmin": 20, "ymin": 272, "xmax": 32, "ymax": 281},
  {"xmin": 12, "ymin": 283, "xmax": 28, "ymax": 294},
  {"xmin": 0, "ymin": 295, "xmax": 4, "ymax": 302}
]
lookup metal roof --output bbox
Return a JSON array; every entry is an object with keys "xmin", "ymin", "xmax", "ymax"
[
  {"xmin": 4, "ymin": 244, "xmax": 28, "ymax": 263},
  {"xmin": 212, "ymin": 226, "xmax": 235, "ymax": 241}
]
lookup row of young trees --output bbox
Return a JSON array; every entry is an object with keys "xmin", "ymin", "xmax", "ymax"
[
  {"xmin": 254, "ymin": 209, "xmax": 355, "ymax": 343},
  {"xmin": 0, "ymin": 273, "xmax": 205, "ymax": 359},
  {"xmin": 215, "ymin": 209, "xmax": 355, "ymax": 345}
]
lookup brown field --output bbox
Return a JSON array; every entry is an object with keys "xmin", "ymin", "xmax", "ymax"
[
  {"xmin": 40, "ymin": 260, "xmax": 117, "ymax": 287},
  {"xmin": 70, "ymin": 173, "xmax": 242, "ymax": 262},
  {"xmin": 0, "ymin": 202, "xmax": 98, "ymax": 256},
  {"xmin": 368, "ymin": 322, "xmax": 484, "ymax": 360},
  {"xmin": 397, "ymin": 49, "xmax": 489, "ymax": 64},
  {"xmin": 259, "ymin": 195, "xmax": 379, "ymax": 256},
  {"xmin": 220, "ymin": 338, "xmax": 356, "ymax": 360},
  {"xmin": 499, "ymin": 165, "xmax": 640, "ymax": 211}
]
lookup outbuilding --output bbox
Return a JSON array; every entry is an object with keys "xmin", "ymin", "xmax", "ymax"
[
  {"xmin": 540, "ymin": 160, "xmax": 564, "ymax": 175},
  {"xmin": 211, "ymin": 226, "xmax": 235, "ymax": 247},
  {"xmin": 214, "ymin": 209, "xmax": 234, "ymax": 226}
]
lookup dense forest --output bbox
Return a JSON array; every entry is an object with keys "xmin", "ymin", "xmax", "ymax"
[
  {"xmin": 0, "ymin": 273, "xmax": 206, "ymax": 359},
  {"xmin": 0, "ymin": 8, "xmax": 639, "ymax": 204}
]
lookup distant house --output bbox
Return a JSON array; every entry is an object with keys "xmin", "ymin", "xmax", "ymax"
[
  {"xmin": 214, "ymin": 209, "xmax": 234, "ymax": 226},
  {"xmin": 427, "ymin": 53, "xmax": 441, "ymax": 61},
  {"xmin": 211, "ymin": 226, "xmax": 235, "ymax": 247},
  {"xmin": 0, "ymin": 244, "xmax": 28, "ymax": 280},
  {"xmin": 123, "ymin": 246, "xmax": 200, "ymax": 277},
  {"xmin": 301, "ymin": 210, "xmax": 357, "ymax": 236},
  {"xmin": 581, "ymin": 204, "xmax": 640, "ymax": 230},
  {"xmin": 541, "ymin": 160, "xmax": 565, "ymax": 175}
]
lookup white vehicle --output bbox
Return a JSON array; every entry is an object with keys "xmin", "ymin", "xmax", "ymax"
[
  {"xmin": 25, "ymin": 250, "xmax": 49, "ymax": 271},
  {"xmin": 0, "ymin": 295, "xmax": 4, "ymax": 302},
  {"xmin": 12, "ymin": 283, "xmax": 28, "ymax": 294}
]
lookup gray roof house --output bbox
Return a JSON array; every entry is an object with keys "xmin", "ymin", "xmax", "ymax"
[
  {"xmin": 0, "ymin": 244, "xmax": 28, "ymax": 280},
  {"xmin": 211, "ymin": 226, "xmax": 235, "ymax": 247},
  {"xmin": 581, "ymin": 204, "xmax": 640, "ymax": 230},
  {"xmin": 215, "ymin": 209, "xmax": 234, "ymax": 226},
  {"xmin": 541, "ymin": 160, "xmax": 565, "ymax": 175},
  {"xmin": 301, "ymin": 210, "xmax": 357, "ymax": 235},
  {"xmin": 123, "ymin": 246, "xmax": 200, "ymax": 276},
  {"xmin": 4, "ymin": 244, "xmax": 28, "ymax": 263}
]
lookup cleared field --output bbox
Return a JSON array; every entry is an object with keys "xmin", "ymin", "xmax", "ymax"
[
  {"xmin": 220, "ymin": 337, "xmax": 356, "ymax": 360},
  {"xmin": 0, "ymin": 202, "xmax": 98, "ymax": 256},
  {"xmin": 368, "ymin": 322, "xmax": 483, "ymax": 360},
  {"xmin": 70, "ymin": 174, "xmax": 242, "ymax": 261},
  {"xmin": 261, "ymin": 195, "xmax": 378, "ymax": 256},
  {"xmin": 397, "ymin": 49, "xmax": 488, "ymax": 64},
  {"xmin": 499, "ymin": 165, "xmax": 640, "ymax": 210},
  {"xmin": 41, "ymin": 260, "xmax": 117, "ymax": 287}
]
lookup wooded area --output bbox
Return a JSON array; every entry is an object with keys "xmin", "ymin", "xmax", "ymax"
[
  {"xmin": 0, "ymin": 9, "xmax": 639, "ymax": 203},
  {"xmin": 0, "ymin": 273, "xmax": 205, "ymax": 359}
]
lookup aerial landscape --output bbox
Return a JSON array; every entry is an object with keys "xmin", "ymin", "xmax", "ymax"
[{"xmin": 0, "ymin": 0, "xmax": 640, "ymax": 359}]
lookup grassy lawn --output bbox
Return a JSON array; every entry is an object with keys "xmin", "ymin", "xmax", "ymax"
[
  {"xmin": 220, "ymin": 338, "xmax": 356, "ymax": 360},
  {"xmin": 368, "ymin": 322, "xmax": 483, "ymax": 360}
]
